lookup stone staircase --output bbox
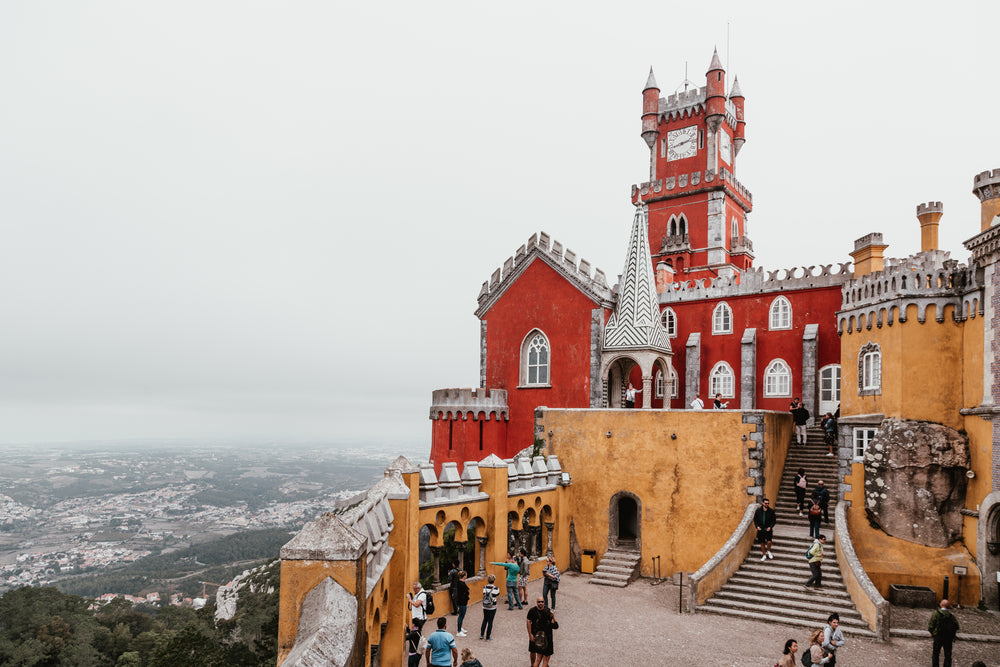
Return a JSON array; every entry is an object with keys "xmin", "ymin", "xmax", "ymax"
[
  {"xmin": 699, "ymin": 427, "xmax": 874, "ymax": 637},
  {"xmin": 589, "ymin": 546, "xmax": 641, "ymax": 587}
]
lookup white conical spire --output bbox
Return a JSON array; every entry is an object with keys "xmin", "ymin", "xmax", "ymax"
[{"xmin": 603, "ymin": 201, "xmax": 671, "ymax": 352}]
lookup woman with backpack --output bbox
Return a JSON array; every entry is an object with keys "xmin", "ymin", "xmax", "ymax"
[
  {"xmin": 808, "ymin": 493, "xmax": 823, "ymax": 539},
  {"xmin": 805, "ymin": 628, "xmax": 830, "ymax": 666}
]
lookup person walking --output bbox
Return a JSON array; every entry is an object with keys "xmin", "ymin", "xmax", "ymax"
[
  {"xmin": 459, "ymin": 647, "xmax": 483, "ymax": 667},
  {"xmin": 822, "ymin": 412, "xmax": 838, "ymax": 456},
  {"xmin": 489, "ymin": 556, "xmax": 521, "ymax": 610},
  {"xmin": 408, "ymin": 581, "xmax": 428, "ymax": 623},
  {"xmin": 822, "ymin": 612, "xmax": 846, "ymax": 667},
  {"xmin": 526, "ymin": 596, "xmax": 558, "ymax": 667},
  {"xmin": 454, "ymin": 570, "xmax": 470, "ymax": 637},
  {"xmin": 776, "ymin": 638, "xmax": 798, "ymax": 667},
  {"xmin": 406, "ymin": 618, "xmax": 425, "ymax": 667},
  {"xmin": 791, "ymin": 397, "xmax": 810, "ymax": 445},
  {"xmin": 425, "ymin": 617, "xmax": 458, "ymax": 667},
  {"xmin": 806, "ymin": 628, "xmax": 830, "ymax": 666},
  {"xmin": 479, "ymin": 574, "xmax": 500, "ymax": 640},
  {"xmin": 807, "ymin": 493, "xmax": 823, "ymax": 538},
  {"xmin": 794, "ymin": 468, "xmax": 809, "ymax": 515},
  {"xmin": 541, "ymin": 554, "xmax": 560, "ymax": 610},
  {"xmin": 804, "ymin": 534, "xmax": 826, "ymax": 590},
  {"xmin": 753, "ymin": 498, "xmax": 776, "ymax": 561},
  {"xmin": 690, "ymin": 396, "xmax": 705, "ymax": 410},
  {"xmin": 814, "ymin": 480, "xmax": 831, "ymax": 524},
  {"xmin": 713, "ymin": 393, "xmax": 728, "ymax": 409},
  {"xmin": 516, "ymin": 547, "xmax": 530, "ymax": 606},
  {"xmin": 447, "ymin": 561, "xmax": 460, "ymax": 615},
  {"xmin": 929, "ymin": 598, "xmax": 959, "ymax": 667}
]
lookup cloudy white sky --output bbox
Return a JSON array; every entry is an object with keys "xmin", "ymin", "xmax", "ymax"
[{"xmin": 0, "ymin": 2, "xmax": 995, "ymax": 449}]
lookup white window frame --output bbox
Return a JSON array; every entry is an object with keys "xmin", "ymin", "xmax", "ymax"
[
  {"xmin": 709, "ymin": 362, "xmax": 735, "ymax": 398},
  {"xmin": 853, "ymin": 427, "xmax": 877, "ymax": 462},
  {"xmin": 763, "ymin": 359, "xmax": 792, "ymax": 397},
  {"xmin": 669, "ymin": 365, "xmax": 679, "ymax": 399},
  {"xmin": 520, "ymin": 330, "xmax": 551, "ymax": 387},
  {"xmin": 731, "ymin": 216, "xmax": 739, "ymax": 239},
  {"xmin": 859, "ymin": 342, "xmax": 881, "ymax": 395},
  {"xmin": 660, "ymin": 307, "xmax": 677, "ymax": 338},
  {"xmin": 712, "ymin": 302, "xmax": 733, "ymax": 335},
  {"xmin": 655, "ymin": 371, "xmax": 664, "ymax": 398},
  {"xmin": 769, "ymin": 296, "xmax": 792, "ymax": 330}
]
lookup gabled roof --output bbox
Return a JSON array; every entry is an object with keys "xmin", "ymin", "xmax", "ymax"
[
  {"xmin": 603, "ymin": 203, "xmax": 671, "ymax": 353},
  {"xmin": 475, "ymin": 231, "xmax": 614, "ymax": 318}
]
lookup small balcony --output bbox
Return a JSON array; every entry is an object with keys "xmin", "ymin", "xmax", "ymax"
[
  {"xmin": 731, "ymin": 235, "xmax": 754, "ymax": 254},
  {"xmin": 661, "ymin": 233, "xmax": 690, "ymax": 252}
]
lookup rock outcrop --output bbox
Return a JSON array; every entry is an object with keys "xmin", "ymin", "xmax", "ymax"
[{"xmin": 863, "ymin": 419, "xmax": 969, "ymax": 547}]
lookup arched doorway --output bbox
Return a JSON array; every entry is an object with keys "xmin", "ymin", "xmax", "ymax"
[
  {"xmin": 608, "ymin": 491, "xmax": 641, "ymax": 552},
  {"xmin": 979, "ymin": 492, "xmax": 1000, "ymax": 611}
]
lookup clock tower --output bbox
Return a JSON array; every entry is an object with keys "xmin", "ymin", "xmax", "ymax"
[{"xmin": 633, "ymin": 49, "xmax": 753, "ymax": 282}]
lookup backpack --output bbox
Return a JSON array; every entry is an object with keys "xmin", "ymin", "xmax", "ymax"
[
  {"xmin": 809, "ymin": 502, "xmax": 822, "ymax": 517},
  {"xmin": 800, "ymin": 647, "xmax": 812, "ymax": 667},
  {"xmin": 937, "ymin": 610, "xmax": 958, "ymax": 637},
  {"xmin": 423, "ymin": 591, "xmax": 435, "ymax": 615}
]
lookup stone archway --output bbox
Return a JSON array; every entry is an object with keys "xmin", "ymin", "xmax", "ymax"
[
  {"xmin": 609, "ymin": 491, "xmax": 641, "ymax": 552},
  {"xmin": 978, "ymin": 491, "xmax": 1000, "ymax": 610}
]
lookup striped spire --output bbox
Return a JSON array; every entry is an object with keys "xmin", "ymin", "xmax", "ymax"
[{"xmin": 604, "ymin": 202, "xmax": 671, "ymax": 352}]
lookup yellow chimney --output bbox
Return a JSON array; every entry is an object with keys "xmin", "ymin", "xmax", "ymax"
[
  {"xmin": 850, "ymin": 233, "xmax": 888, "ymax": 277},
  {"xmin": 916, "ymin": 202, "xmax": 942, "ymax": 252}
]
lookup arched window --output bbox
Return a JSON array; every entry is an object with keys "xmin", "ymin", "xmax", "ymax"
[
  {"xmin": 731, "ymin": 217, "xmax": 739, "ymax": 239},
  {"xmin": 669, "ymin": 364, "xmax": 679, "ymax": 398},
  {"xmin": 520, "ymin": 330, "xmax": 550, "ymax": 386},
  {"xmin": 712, "ymin": 302, "xmax": 733, "ymax": 334},
  {"xmin": 769, "ymin": 296, "xmax": 792, "ymax": 330},
  {"xmin": 764, "ymin": 359, "xmax": 792, "ymax": 397},
  {"xmin": 668, "ymin": 215, "xmax": 678, "ymax": 236},
  {"xmin": 859, "ymin": 342, "xmax": 881, "ymax": 395},
  {"xmin": 678, "ymin": 214, "xmax": 687, "ymax": 236},
  {"xmin": 709, "ymin": 362, "xmax": 735, "ymax": 398},
  {"xmin": 660, "ymin": 307, "xmax": 677, "ymax": 338}
]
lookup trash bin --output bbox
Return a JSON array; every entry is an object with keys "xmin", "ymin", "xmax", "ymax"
[{"xmin": 581, "ymin": 549, "xmax": 596, "ymax": 574}]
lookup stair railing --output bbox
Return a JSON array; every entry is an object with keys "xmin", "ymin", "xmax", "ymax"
[{"xmin": 686, "ymin": 503, "xmax": 758, "ymax": 612}]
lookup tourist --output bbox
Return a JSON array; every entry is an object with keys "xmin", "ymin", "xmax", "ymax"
[
  {"xmin": 406, "ymin": 618, "xmax": 425, "ymax": 667},
  {"xmin": 459, "ymin": 647, "xmax": 483, "ymax": 667},
  {"xmin": 822, "ymin": 612, "xmax": 846, "ymax": 667},
  {"xmin": 713, "ymin": 392, "xmax": 728, "ymax": 409},
  {"xmin": 516, "ymin": 547, "xmax": 530, "ymax": 605},
  {"xmin": 448, "ymin": 561, "xmax": 460, "ymax": 615},
  {"xmin": 791, "ymin": 397, "xmax": 810, "ymax": 445},
  {"xmin": 480, "ymin": 573, "xmax": 500, "ymax": 640},
  {"xmin": 541, "ymin": 554, "xmax": 560, "ymax": 610},
  {"xmin": 808, "ymin": 493, "xmax": 823, "ymax": 538},
  {"xmin": 928, "ymin": 598, "xmax": 959, "ymax": 667},
  {"xmin": 753, "ymin": 498, "xmax": 776, "ymax": 561},
  {"xmin": 625, "ymin": 383, "xmax": 641, "ymax": 408},
  {"xmin": 806, "ymin": 628, "xmax": 830, "ymax": 666},
  {"xmin": 822, "ymin": 412, "xmax": 838, "ymax": 456},
  {"xmin": 814, "ymin": 480, "xmax": 830, "ymax": 524},
  {"xmin": 408, "ymin": 581, "xmax": 428, "ymax": 623},
  {"xmin": 426, "ymin": 616, "xmax": 457, "ymax": 667},
  {"xmin": 526, "ymin": 596, "xmax": 558, "ymax": 667},
  {"xmin": 776, "ymin": 638, "xmax": 798, "ymax": 667},
  {"xmin": 804, "ymin": 534, "xmax": 826, "ymax": 590},
  {"xmin": 489, "ymin": 555, "xmax": 521, "ymax": 610},
  {"xmin": 691, "ymin": 396, "xmax": 705, "ymax": 410},
  {"xmin": 794, "ymin": 467, "xmax": 808, "ymax": 515},
  {"xmin": 454, "ymin": 570, "xmax": 470, "ymax": 637}
]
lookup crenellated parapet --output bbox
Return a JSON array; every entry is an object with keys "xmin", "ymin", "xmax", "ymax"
[
  {"xmin": 475, "ymin": 231, "xmax": 614, "ymax": 318},
  {"xmin": 838, "ymin": 251, "xmax": 983, "ymax": 333},
  {"xmin": 429, "ymin": 388, "xmax": 509, "ymax": 421},
  {"xmin": 658, "ymin": 262, "xmax": 853, "ymax": 304},
  {"xmin": 632, "ymin": 166, "xmax": 752, "ymax": 210},
  {"xmin": 652, "ymin": 87, "xmax": 738, "ymax": 129},
  {"xmin": 417, "ymin": 455, "xmax": 564, "ymax": 507},
  {"xmin": 972, "ymin": 168, "xmax": 1000, "ymax": 202}
]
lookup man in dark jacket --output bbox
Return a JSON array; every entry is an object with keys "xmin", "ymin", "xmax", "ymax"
[
  {"xmin": 929, "ymin": 598, "xmax": 959, "ymax": 667},
  {"xmin": 753, "ymin": 498, "xmax": 776, "ymax": 561},
  {"xmin": 790, "ymin": 397, "xmax": 810, "ymax": 445},
  {"xmin": 814, "ymin": 480, "xmax": 831, "ymax": 524}
]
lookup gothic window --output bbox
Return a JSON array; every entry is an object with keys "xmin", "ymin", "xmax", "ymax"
[
  {"xmin": 660, "ymin": 307, "xmax": 677, "ymax": 338},
  {"xmin": 678, "ymin": 214, "xmax": 686, "ymax": 235},
  {"xmin": 709, "ymin": 362, "xmax": 735, "ymax": 398},
  {"xmin": 712, "ymin": 302, "xmax": 733, "ymax": 335},
  {"xmin": 769, "ymin": 296, "xmax": 792, "ymax": 330},
  {"xmin": 764, "ymin": 359, "xmax": 792, "ymax": 397},
  {"xmin": 731, "ymin": 217, "xmax": 739, "ymax": 239},
  {"xmin": 858, "ymin": 342, "xmax": 881, "ymax": 395},
  {"xmin": 520, "ymin": 330, "xmax": 550, "ymax": 386},
  {"xmin": 668, "ymin": 215, "xmax": 677, "ymax": 236}
]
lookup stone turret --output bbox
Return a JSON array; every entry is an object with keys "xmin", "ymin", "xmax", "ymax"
[
  {"xmin": 972, "ymin": 168, "xmax": 1000, "ymax": 231},
  {"xmin": 704, "ymin": 48, "xmax": 726, "ymax": 134},
  {"xmin": 850, "ymin": 233, "xmax": 888, "ymax": 277},
  {"xmin": 729, "ymin": 75, "xmax": 746, "ymax": 157},
  {"xmin": 916, "ymin": 202, "xmax": 943, "ymax": 252}
]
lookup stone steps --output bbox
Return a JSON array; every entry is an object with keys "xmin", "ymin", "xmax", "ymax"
[{"xmin": 589, "ymin": 548, "xmax": 641, "ymax": 588}]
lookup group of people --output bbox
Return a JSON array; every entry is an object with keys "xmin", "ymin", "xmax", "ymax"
[
  {"xmin": 689, "ymin": 392, "xmax": 729, "ymax": 410},
  {"xmin": 753, "ymin": 493, "xmax": 830, "ymax": 590},
  {"xmin": 407, "ymin": 550, "xmax": 561, "ymax": 666},
  {"xmin": 775, "ymin": 613, "xmax": 846, "ymax": 666}
]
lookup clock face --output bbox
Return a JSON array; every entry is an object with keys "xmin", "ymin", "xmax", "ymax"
[
  {"xmin": 718, "ymin": 130, "xmax": 732, "ymax": 165},
  {"xmin": 667, "ymin": 125, "xmax": 697, "ymax": 161}
]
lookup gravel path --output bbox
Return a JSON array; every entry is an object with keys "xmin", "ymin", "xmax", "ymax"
[{"xmin": 438, "ymin": 571, "xmax": 999, "ymax": 666}]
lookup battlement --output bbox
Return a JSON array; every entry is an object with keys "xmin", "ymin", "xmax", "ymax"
[
  {"xmin": 658, "ymin": 86, "xmax": 706, "ymax": 118},
  {"xmin": 632, "ymin": 167, "xmax": 752, "ymax": 209},
  {"xmin": 854, "ymin": 232, "xmax": 884, "ymax": 252},
  {"xmin": 417, "ymin": 454, "xmax": 564, "ymax": 506},
  {"xmin": 430, "ymin": 387, "xmax": 509, "ymax": 421},
  {"xmin": 973, "ymin": 168, "xmax": 1000, "ymax": 201},
  {"xmin": 476, "ymin": 231, "xmax": 614, "ymax": 316},
  {"xmin": 658, "ymin": 262, "xmax": 852, "ymax": 304},
  {"xmin": 917, "ymin": 201, "xmax": 943, "ymax": 216}
]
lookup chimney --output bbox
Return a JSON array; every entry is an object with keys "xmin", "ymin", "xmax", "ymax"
[
  {"xmin": 916, "ymin": 202, "xmax": 942, "ymax": 252},
  {"xmin": 850, "ymin": 233, "xmax": 888, "ymax": 277},
  {"xmin": 972, "ymin": 168, "xmax": 1000, "ymax": 232},
  {"xmin": 655, "ymin": 261, "xmax": 675, "ymax": 293}
]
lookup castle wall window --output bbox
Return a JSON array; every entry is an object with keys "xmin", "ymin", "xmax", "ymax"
[
  {"xmin": 858, "ymin": 342, "xmax": 881, "ymax": 395},
  {"xmin": 669, "ymin": 365, "xmax": 679, "ymax": 398},
  {"xmin": 709, "ymin": 362, "xmax": 735, "ymax": 398},
  {"xmin": 520, "ymin": 330, "xmax": 550, "ymax": 386},
  {"xmin": 731, "ymin": 217, "xmax": 739, "ymax": 239},
  {"xmin": 660, "ymin": 307, "xmax": 677, "ymax": 338},
  {"xmin": 853, "ymin": 427, "xmax": 877, "ymax": 462},
  {"xmin": 769, "ymin": 296, "xmax": 791, "ymax": 330},
  {"xmin": 764, "ymin": 359, "xmax": 792, "ymax": 397},
  {"xmin": 712, "ymin": 302, "xmax": 733, "ymax": 335}
]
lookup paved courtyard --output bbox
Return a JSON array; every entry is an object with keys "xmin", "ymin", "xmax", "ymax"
[{"xmin": 435, "ymin": 571, "xmax": 998, "ymax": 666}]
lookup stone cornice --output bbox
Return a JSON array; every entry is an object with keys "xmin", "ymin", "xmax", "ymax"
[{"xmin": 964, "ymin": 224, "xmax": 1000, "ymax": 265}]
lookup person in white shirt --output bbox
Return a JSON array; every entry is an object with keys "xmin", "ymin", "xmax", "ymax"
[{"xmin": 690, "ymin": 396, "xmax": 705, "ymax": 410}]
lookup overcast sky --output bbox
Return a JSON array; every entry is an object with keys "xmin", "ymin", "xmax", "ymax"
[{"xmin": 0, "ymin": 2, "xmax": 996, "ymax": 450}]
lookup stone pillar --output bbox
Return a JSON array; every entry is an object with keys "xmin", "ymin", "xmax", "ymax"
[
  {"xmin": 456, "ymin": 544, "xmax": 465, "ymax": 572},
  {"xmin": 480, "ymin": 320, "xmax": 487, "ymax": 389},
  {"xmin": 740, "ymin": 328, "xmax": 756, "ymax": 409},
  {"xmin": 802, "ymin": 324, "xmax": 819, "ymax": 424},
  {"xmin": 476, "ymin": 536, "xmax": 488, "ymax": 575},
  {"xmin": 545, "ymin": 522, "xmax": 555, "ymax": 555},
  {"xmin": 641, "ymin": 373, "xmax": 653, "ymax": 409},
  {"xmin": 430, "ymin": 546, "xmax": 441, "ymax": 585},
  {"xmin": 590, "ymin": 309, "xmax": 604, "ymax": 408},
  {"xmin": 685, "ymin": 332, "xmax": 701, "ymax": 407}
]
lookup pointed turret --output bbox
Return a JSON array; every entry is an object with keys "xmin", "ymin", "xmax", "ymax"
[
  {"xmin": 705, "ymin": 48, "xmax": 726, "ymax": 134},
  {"xmin": 641, "ymin": 67, "xmax": 660, "ymax": 150},
  {"xmin": 730, "ymin": 75, "xmax": 746, "ymax": 156}
]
